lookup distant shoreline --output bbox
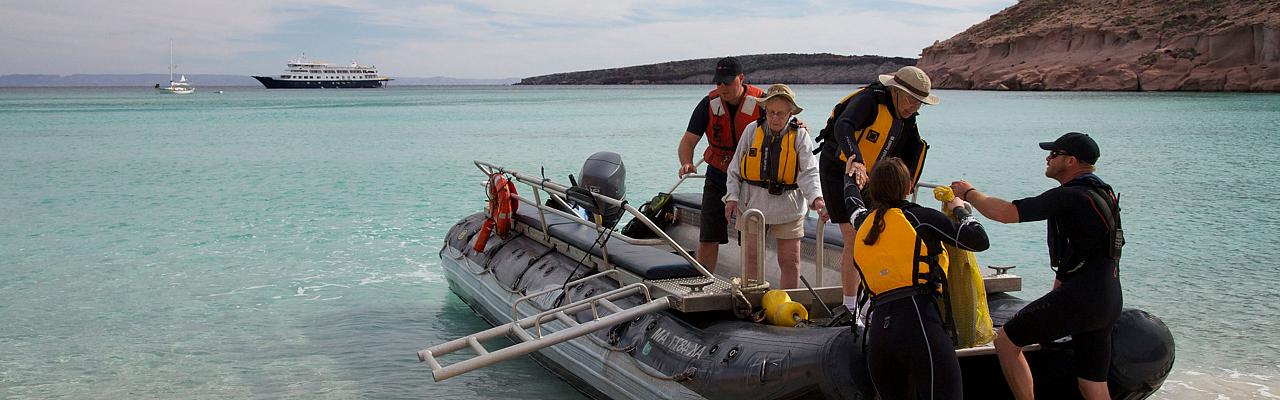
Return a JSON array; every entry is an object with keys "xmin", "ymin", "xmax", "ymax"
[{"xmin": 518, "ymin": 53, "xmax": 914, "ymax": 85}]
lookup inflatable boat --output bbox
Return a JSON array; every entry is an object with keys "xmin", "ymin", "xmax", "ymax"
[{"xmin": 419, "ymin": 155, "xmax": 1175, "ymax": 399}]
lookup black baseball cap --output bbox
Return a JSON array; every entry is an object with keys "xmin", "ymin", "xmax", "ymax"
[
  {"xmin": 713, "ymin": 56, "xmax": 742, "ymax": 84},
  {"xmin": 1039, "ymin": 132, "xmax": 1100, "ymax": 164}
]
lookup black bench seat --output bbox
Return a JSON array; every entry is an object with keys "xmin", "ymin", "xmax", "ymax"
[{"xmin": 514, "ymin": 205, "xmax": 702, "ymax": 280}]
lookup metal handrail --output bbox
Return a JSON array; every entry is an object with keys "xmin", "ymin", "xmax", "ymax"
[
  {"xmin": 814, "ymin": 217, "xmax": 825, "ymax": 287},
  {"xmin": 667, "ymin": 159, "xmax": 706, "ymax": 194},
  {"xmin": 529, "ymin": 186, "xmax": 551, "ymax": 242},
  {"xmin": 740, "ymin": 209, "xmax": 767, "ymax": 286},
  {"xmin": 531, "ymin": 282, "xmax": 654, "ymax": 338},
  {"xmin": 510, "ymin": 269, "xmax": 621, "ymax": 320},
  {"xmin": 480, "ymin": 160, "xmax": 666, "ymax": 247},
  {"xmin": 473, "ymin": 160, "xmax": 714, "ymax": 280},
  {"xmin": 511, "ymin": 194, "xmax": 665, "ymax": 246},
  {"xmin": 912, "ymin": 181, "xmax": 941, "ymax": 203},
  {"xmin": 914, "ymin": 181, "xmax": 974, "ymax": 214}
]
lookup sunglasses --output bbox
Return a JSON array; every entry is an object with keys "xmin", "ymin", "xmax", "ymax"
[{"xmin": 1048, "ymin": 150, "xmax": 1071, "ymax": 159}]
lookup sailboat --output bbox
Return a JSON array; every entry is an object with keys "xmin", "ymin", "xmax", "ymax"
[{"xmin": 155, "ymin": 40, "xmax": 194, "ymax": 94}]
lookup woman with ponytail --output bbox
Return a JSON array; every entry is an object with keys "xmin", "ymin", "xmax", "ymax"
[{"xmin": 853, "ymin": 158, "xmax": 990, "ymax": 400}]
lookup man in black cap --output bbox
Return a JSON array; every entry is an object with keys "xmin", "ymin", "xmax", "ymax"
[
  {"xmin": 676, "ymin": 56, "xmax": 765, "ymax": 272},
  {"xmin": 949, "ymin": 132, "xmax": 1124, "ymax": 400}
]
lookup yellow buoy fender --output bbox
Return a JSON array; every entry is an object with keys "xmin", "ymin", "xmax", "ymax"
[
  {"xmin": 761, "ymin": 290, "xmax": 791, "ymax": 311},
  {"xmin": 767, "ymin": 301, "xmax": 809, "ymax": 327},
  {"xmin": 760, "ymin": 290, "xmax": 808, "ymax": 327}
]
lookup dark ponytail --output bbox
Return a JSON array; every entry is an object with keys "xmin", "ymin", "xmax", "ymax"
[{"xmin": 861, "ymin": 158, "xmax": 912, "ymax": 246}]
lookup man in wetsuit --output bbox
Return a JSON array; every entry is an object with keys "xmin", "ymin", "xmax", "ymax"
[
  {"xmin": 950, "ymin": 132, "xmax": 1124, "ymax": 400},
  {"xmin": 816, "ymin": 66, "xmax": 937, "ymax": 313},
  {"xmin": 677, "ymin": 56, "xmax": 764, "ymax": 273}
]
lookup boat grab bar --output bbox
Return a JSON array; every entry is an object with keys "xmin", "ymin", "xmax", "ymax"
[
  {"xmin": 740, "ymin": 209, "xmax": 767, "ymax": 287},
  {"xmin": 666, "ymin": 159, "xmax": 706, "ymax": 194},
  {"xmin": 473, "ymin": 160, "xmax": 714, "ymax": 280},
  {"xmin": 511, "ymin": 269, "xmax": 621, "ymax": 320}
]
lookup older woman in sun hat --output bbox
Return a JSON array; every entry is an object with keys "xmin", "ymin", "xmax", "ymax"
[
  {"xmin": 723, "ymin": 84, "xmax": 826, "ymax": 290},
  {"xmin": 810, "ymin": 65, "xmax": 941, "ymax": 316}
]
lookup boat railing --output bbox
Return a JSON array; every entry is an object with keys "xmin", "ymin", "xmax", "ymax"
[
  {"xmin": 666, "ymin": 159, "xmax": 705, "ymax": 194},
  {"xmin": 474, "ymin": 160, "xmax": 715, "ymax": 280},
  {"xmin": 913, "ymin": 181, "xmax": 940, "ymax": 203},
  {"xmin": 510, "ymin": 269, "xmax": 621, "ymax": 320},
  {"xmin": 814, "ymin": 217, "xmax": 825, "ymax": 286},
  {"xmin": 520, "ymin": 182, "xmax": 661, "ymax": 245},
  {"xmin": 529, "ymin": 282, "xmax": 655, "ymax": 339},
  {"xmin": 915, "ymin": 180, "xmax": 979, "ymax": 219},
  {"xmin": 736, "ymin": 207, "xmax": 827, "ymax": 287},
  {"xmin": 739, "ymin": 209, "xmax": 769, "ymax": 288}
]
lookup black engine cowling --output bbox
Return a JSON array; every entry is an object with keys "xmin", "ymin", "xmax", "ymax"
[{"xmin": 568, "ymin": 151, "xmax": 626, "ymax": 227}]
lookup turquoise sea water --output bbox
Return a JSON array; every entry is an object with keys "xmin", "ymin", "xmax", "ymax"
[{"xmin": 1, "ymin": 85, "xmax": 1277, "ymax": 399}]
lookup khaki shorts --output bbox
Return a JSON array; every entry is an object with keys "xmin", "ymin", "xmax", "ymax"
[{"xmin": 736, "ymin": 216, "xmax": 805, "ymax": 240}]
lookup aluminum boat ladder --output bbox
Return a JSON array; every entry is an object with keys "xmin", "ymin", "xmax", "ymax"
[{"xmin": 417, "ymin": 283, "xmax": 671, "ymax": 382}]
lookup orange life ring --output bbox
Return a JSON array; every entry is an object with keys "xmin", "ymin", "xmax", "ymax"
[{"xmin": 473, "ymin": 174, "xmax": 519, "ymax": 252}]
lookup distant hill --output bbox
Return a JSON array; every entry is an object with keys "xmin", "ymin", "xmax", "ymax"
[
  {"xmin": 519, "ymin": 53, "xmax": 916, "ymax": 85},
  {"xmin": 917, "ymin": 0, "xmax": 1280, "ymax": 91},
  {"xmin": 0, "ymin": 74, "xmax": 519, "ymax": 87}
]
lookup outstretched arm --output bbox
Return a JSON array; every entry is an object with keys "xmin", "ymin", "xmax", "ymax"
[{"xmin": 950, "ymin": 180, "xmax": 1019, "ymax": 223}]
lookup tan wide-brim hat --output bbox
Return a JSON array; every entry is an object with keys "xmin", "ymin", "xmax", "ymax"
[
  {"xmin": 751, "ymin": 83, "xmax": 803, "ymax": 114},
  {"xmin": 878, "ymin": 66, "xmax": 940, "ymax": 105}
]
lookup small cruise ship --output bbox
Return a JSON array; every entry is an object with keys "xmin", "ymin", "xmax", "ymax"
[{"xmin": 252, "ymin": 54, "xmax": 391, "ymax": 89}]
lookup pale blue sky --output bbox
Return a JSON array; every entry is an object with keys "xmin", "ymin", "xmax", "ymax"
[{"xmin": 0, "ymin": 0, "xmax": 1014, "ymax": 78}]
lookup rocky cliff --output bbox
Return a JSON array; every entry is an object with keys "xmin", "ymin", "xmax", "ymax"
[
  {"xmin": 917, "ymin": 0, "xmax": 1280, "ymax": 91},
  {"xmin": 518, "ymin": 53, "xmax": 914, "ymax": 85}
]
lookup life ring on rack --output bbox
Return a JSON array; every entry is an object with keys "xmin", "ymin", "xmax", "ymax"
[{"xmin": 473, "ymin": 174, "xmax": 519, "ymax": 252}]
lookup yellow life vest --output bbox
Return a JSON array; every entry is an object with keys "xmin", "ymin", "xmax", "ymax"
[
  {"xmin": 738, "ymin": 120, "xmax": 800, "ymax": 190},
  {"xmin": 852, "ymin": 207, "xmax": 949, "ymax": 299},
  {"xmin": 819, "ymin": 87, "xmax": 929, "ymax": 187}
]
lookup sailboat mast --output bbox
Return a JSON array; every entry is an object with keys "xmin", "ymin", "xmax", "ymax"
[{"xmin": 168, "ymin": 39, "xmax": 174, "ymax": 83}]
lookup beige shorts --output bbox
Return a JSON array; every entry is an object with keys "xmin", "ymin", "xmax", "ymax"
[{"xmin": 736, "ymin": 216, "xmax": 805, "ymax": 240}]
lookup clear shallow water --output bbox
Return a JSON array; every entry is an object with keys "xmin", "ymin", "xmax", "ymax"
[{"xmin": 0, "ymin": 86, "xmax": 1277, "ymax": 399}]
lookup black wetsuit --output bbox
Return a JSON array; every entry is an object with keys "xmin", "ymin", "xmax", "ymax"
[
  {"xmin": 1003, "ymin": 173, "xmax": 1123, "ymax": 382},
  {"xmin": 855, "ymin": 202, "xmax": 990, "ymax": 400},
  {"xmin": 818, "ymin": 83, "xmax": 925, "ymax": 224}
]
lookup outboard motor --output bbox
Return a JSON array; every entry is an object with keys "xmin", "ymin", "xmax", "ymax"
[{"xmin": 567, "ymin": 151, "xmax": 626, "ymax": 227}]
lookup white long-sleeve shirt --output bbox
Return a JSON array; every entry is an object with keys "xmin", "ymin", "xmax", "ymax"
[{"xmin": 724, "ymin": 118, "xmax": 822, "ymax": 224}]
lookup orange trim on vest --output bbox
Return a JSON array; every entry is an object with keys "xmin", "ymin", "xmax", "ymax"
[{"xmin": 703, "ymin": 85, "xmax": 764, "ymax": 171}]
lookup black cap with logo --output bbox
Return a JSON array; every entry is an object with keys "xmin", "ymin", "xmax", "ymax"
[
  {"xmin": 713, "ymin": 57, "xmax": 743, "ymax": 84},
  {"xmin": 1039, "ymin": 132, "xmax": 1100, "ymax": 164}
]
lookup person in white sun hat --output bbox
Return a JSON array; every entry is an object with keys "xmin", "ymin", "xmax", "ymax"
[
  {"xmin": 723, "ymin": 84, "xmax": 826, "ymax": 290},
  {"xmin": 811, "ymin": 65, "xmax": 940, "ymax": 320}
]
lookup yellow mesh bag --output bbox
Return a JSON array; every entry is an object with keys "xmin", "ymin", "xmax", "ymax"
[{"xmin": 934, "ymin": 186, "xmax": 996, "ymax": 348}]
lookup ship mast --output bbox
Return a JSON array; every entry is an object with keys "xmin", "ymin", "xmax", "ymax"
[{"xmin": 168, "ymin": 39, "xmax": 175, "ymax": 84}]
